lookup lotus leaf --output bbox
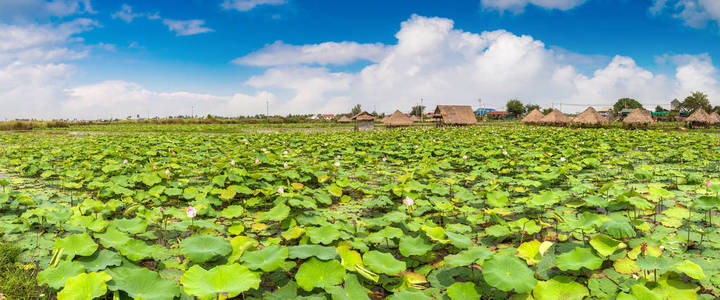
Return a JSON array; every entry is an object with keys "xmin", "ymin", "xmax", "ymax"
[
  {"xmin": 181, "ymin": 264, "xmax": 261, "ymax": 300},
  {"xmin": 180, "ymin": 235, "xmax": 232, "ymax": 263},
  {"xmin": 295, "ymin": 258, "xmax": 346, "ymax": 291}
]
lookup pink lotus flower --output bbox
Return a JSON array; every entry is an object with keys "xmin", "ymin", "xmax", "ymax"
[
  {"xmin": 278, "ymin": 186, "xmax": 284, "ymax": 194},
  {"xmin": 382, "ymin": 157, "xmax": 387, "ymax": 162},
  {"xmin": 255, "ymin": 158, "xmax": 260, "ymax": 164},
  {"xmin": 706, "ymin": 180, "xmax": 712, "ymax": 188},
  {"xmin": 283, "ymin": 162, "xmax": 288, "ymax": 168},
  {"xmin": 123, "ymin": 159, "xmax": 128, "ymax": 164},
  {"xmin": 502, "ymin": 151, "xmax": 508, "ymax": 156},
  {"xmin": 334, "ymin": 162, "xmax": 340, "ymax": 167},
  {"xmin": 462, "ymin": 155, "xmax": 468, "ymax": 160},
  {"xmin": 262, "ymin": 148, "xmax": 267, "ymax": 152},
  {"xmin": 172, "ymin": 151, "xmax": 176, "ymax": 155},
  {"xmin": 283, "ymin": 151, "xmax": 288, "ymax": 154},
  {"xmin": 336, "ymin": 155, "xmax": 341, "ymax": 159},
  {"xmin": 499, "ymin": 145, "xmax": 503, "ymax": 149},
  {"xmin": 186, "ymin": 206, "xmax": 197, "ymax": 218},
  {"xmin": 560, "ymin": 157, "xmax": 566, "ymax": 162},
  {"xmin": 230, "ymin": 160, "xmax": 235, "ymax": 166},
  {"xmin": 165, "ymin": 168, "xmax": 170, "ymax": 175},
  {"xmin": 152, "ymin": 164, "xmax": 157, "ymax": 169},
  {"xmin": 403, "ymin": 196, "xmax": 414, "ymax": 206}
]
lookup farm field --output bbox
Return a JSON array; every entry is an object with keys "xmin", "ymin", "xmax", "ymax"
[{"xmin": 1, "ymin": 125, "xmax": 720, "ymax": 299}]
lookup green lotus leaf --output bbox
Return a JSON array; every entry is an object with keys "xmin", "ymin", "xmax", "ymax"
[
  {"xmin": 675, "ymin": 260, "xmax": 705, "ymax": 280},
  {"xmin": 37, "ymin": 260, "xmax": 86, "ymax": 290},
  {"xmin": 398, "ymin": 235, "xmax": 433, "ymax": 257},
  {"xmin": 108, "ymin": 218, "xmax": 148, "ymax": 235},
  {"xmin": 241, "ymin": 244, "xmax": 288, "ymax": 272},
  {"xmin": 387, "ymin": 289, "xmax": 433, "ymax": 300},
  {"xmin": 76, "ymin": 249, "xmax": 122, "ymax": 272},
  {"xmin": 258, "ymin": 203, "xmax": 290, "ymax": 222},
  {"xmin": 181, "ymin": 264, "xmax": 261, "ymax": 300},
  {"xmin": 295, "ymin": 258, "xmax": 346, "ymax": 291},
  {"xmin": 556, "ymin": 247, "xmax": 603, "ymax": 271},
  {"xmin": 306, "ymin": 225, "xmax": 341, "ymax": 245},
  {"xmin": 444, "ymin": 246, "xmax": 493, "ymax": 267},
  {"xmin": 106, "ymin": 266, "xmax": 180, "ymax": 300},
  {"xmin": 445, "ymin": 231, "xmax": 472, "ymax": 249},
  {"xmin": 116, "ymin": 239, "xmax": 161, "ymax": 261},
  {"xmin": 95, "ymin": 227, "xmax": 132, "ymax": 249},
  {"xmin": 447, "ymin": 282, "xmax": 481, "ymax": 300},
  {"xmin": 180, "ymin": 235, "xmax": 232, "ymax": 263},
  {"xmin": 363, "ymin": 250, "xmax": 406, "ymax": 275},
  {"xmin": 421, "ymin": 225, "xmax": 447, "ymax": 242},
  {"xmin": 486, "ymin": 190, "xmax": 509, "ymax": 208},
  {"xmin": 336, "ymin": 245, "xmax": 364, "ymax": 270},
  {"xmin": 53, "ymin": 233, "xmax": 98, "ymax": 259},
  {"xmin": 228, "ymin": 236, "xmax": 258, "ymax": 263},
  {"xmin": 142, "ymin": 172, "xmax": 162, "ymax": 186},
  {"xmin": 601, "ymin": 218, "xmax": 636, "ymax": 239},
  {"xmin": 288, "ymin": 245, "xmax": 338, "ymax": 260},
  {"xmin": 589, "ymin": 234, "xmax": 626, "ymax": 257},
  {"xmin": 636, "ymin": 256, "xmax": 673, "ymax": 271},
  {"xmin": 57, "ymin": 272, "xmax": 112, "ymax": 300},
  {"xmin": 324, "ymin": 273, "xmax": 370, "ymax": 300},
  {"xmin": 220, "ymin": 205, "xmax": 244, "ymax": 219},
  {"xmin": 653, "ymin": 274, "xmax": 699, "ymax": 299},
  {"xmin": 367, "ymin": 227, "xmax": 403, "ymax": 244},
  {"xmin": 630, "ymin": 284, "xmax": 661, "ymax": 300},
  {"xmin": 481, "ymin": 254, "xmax": 537, "ymax": 293},
  {"xmin": 533, "ymin": 276, "xmax": 589, "ymax": 300}
]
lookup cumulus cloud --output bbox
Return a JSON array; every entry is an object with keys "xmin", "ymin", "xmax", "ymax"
[
  {"xmin": 480, "ymin": 0, "xmax": 587, "ymax": 13},
  {"xmin": 650, "ymin": 0, "xmax": 720, "ymax": 28},
  {"xmin": 111, "ymin": 4, "xmax": 143, "ymax": 23},
  {"xmin": 162, "ymin": 19, "xmax": 214, "ymax": 36},
  {"xmin": 221, "ymin": 0, "xmax": 287, "ymax": 12},
  {"xmin": 1, "ymin": 14, "xmax": 719, "ymax": 120},
  {"xmin": 234, "ymin": 41, "xmax": 389, "ymax": 66},
  {"xmin": 0, "ymin": 0, "xmax": 95, "ymax": 21}
]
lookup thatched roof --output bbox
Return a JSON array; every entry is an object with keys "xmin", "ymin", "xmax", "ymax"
[
  {"xmin": 623, "ymin": 108, "xmax": 654, "ymax": 124},
  {"xmin": 337, "ymin": 116, "xmax": 351, "ymax": 123},
  {"xmin": 685, "ymin": 109, "xmax": 712, "ymax": 124},
  {"xmin": 433, "ymin": 105, "xmax": 477, "ymax": 125},
  {"xmin": 521, "ymin": 109, "xmax": 544, "ymax": 124},
  {"xmin": 709, "ymin": 111, "xmax": 720, "ymax": 124},
  {"xmin": 383, "ymin": 110, "xmax": 414, "ymax": 126},
  {"xmin": 352, "ymin": 111, "xmax": 375, "ymax": 121},
  {"xmin": 571, "ymin": 107, "xmax": 609, "ymax": 125},
  {"xmin": 409, "ymin": 115, "xmax": 421, "ymax": 122},
  {"xmin": 539, "ymin": 109, "xmax": 571, "ymax": 124}
]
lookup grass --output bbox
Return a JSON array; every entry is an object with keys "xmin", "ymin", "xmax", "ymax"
[{"xmin": 0, "ymin": 241, "xmax": 41, "ymax": 300}]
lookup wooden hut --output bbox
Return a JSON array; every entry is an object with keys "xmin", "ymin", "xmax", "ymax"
[
  {"xmin": 539, "ymin": 109, "xmax": 571, "ymax": 126},
  {"xmin": 432, "ymin": 105, "xmax": 477, "ymax": 126},
  {"xmin": 521, "ymin": 109, "xmax": 544, "ymax": 125},
  {"xmin": 571, "ymin": 107, "xmax": 609, "ymax": 128},
  {"xmin": 684, "ymin": 109, "xmax": 712, "ymax": 128},
  {"xmin": 383, "ymin": 110, "xmax": 414, "ymax": 128},
  {"xmin": 623, "ymin": 108, "xmax": 654, "ymax": 128},
  {"xmin": 352, "ymin": 111, "xmax": 375, "ymax": 131},
  {"xmin": 337, "ymin": 116, "xmax": 351, "ymax": 123}
]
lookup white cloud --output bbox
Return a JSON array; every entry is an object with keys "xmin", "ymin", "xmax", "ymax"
[
  {"xmin": 234, "ymin": 41, "xmax": 389, "ymax": 66},
  {"xmin": 651, "ymin": 0, "xmax": 720, "ymax": 28},
  {"xmin": 111, "ymin": 4, "xmax": 143, "ymax": 23},
  {"xmin": 221, "ymin": 0, "xmax": 287, "ymax": 12},
  {"xmin": 162, "ymin": 19, "xmax": 214, "ymax": 36},
  {"xmin": 0, "ymin": 0, "xmax": 95, "ymax": 21},
  {"xmin": 481, "ymin": 0, "xmax": 587, "ymax": 13}
]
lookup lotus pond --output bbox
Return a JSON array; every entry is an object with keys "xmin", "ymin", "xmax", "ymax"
[{"xmin": 1, "ymin": 126, "xmax": 720, "ymax": 299}]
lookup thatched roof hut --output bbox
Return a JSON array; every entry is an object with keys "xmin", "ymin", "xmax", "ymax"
[
  {"xmin": 521, "ymin": 109, "xmax": 544, "ymax": 124},
  {"xmin": 352, "ymin": 111, "xmax": 375, "ymax": 131},
  {"xmin": 337, "ymin": 116, "xmax": 351, "ymax": 123},
  {"xmin": 539, "ymin": 109, "xmax": 571, "ymax": 125},
  {"xmin": 383, "ymin": 110, "xmax": 414, "ymax": 128},
  {"xmin": 685, "ymin": 109, "xmax": 712, "ymax": 127},
  {"xmin": 623, "ymin": 108, "xmax": 654, "ymax": 127},
  {"xmin": 409, "ymin": 115, "xmax": 421, "ymax": 123},
  {"xmin": 571, "ymin": 107, "xmax": 609, "ymax": 127},
  {"xmin": 709, "ymin": 111, "xmax": 720, "ymax": 124},
  {"xmin": 433, "ymin": 105, "xmax": 477, "ymax": 126}
]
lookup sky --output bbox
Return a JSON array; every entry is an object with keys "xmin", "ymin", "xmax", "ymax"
[{"xmin": 1, "ymin": 0, "xmax": 720, "ymax": 119}]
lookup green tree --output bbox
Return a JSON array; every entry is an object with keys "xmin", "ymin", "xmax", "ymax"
[
  {"xmin": 506, "ymin": 99, "xmax": 525, "ymax": 117},
  {"xmin": 541, "ymin": 108, "xmax": 553, "ymax": 115},
  {"xmin": 350, "ymin": 104, "xmax": 362, "ymax": 116},
  {"xmin": 410, "ymin": 105, "xmax": 426, "ymax": 117},
  {"xmin": 713, "ymin": 106, "xmax": 720, "ymax": 114},
  {"xmin": 613, "ymin": 98, "xmax": 643, "ymax": 112},
  {"xmin": 655, "ymin": 105, "xmax": 667, "ymax": 112},
  {"xmin": 525, "ymin": 104, "xmax": 540, "ymax": 112},
  {"xmin": 680, "ymin": 91, "xmax": 711, "ymax": 113}
]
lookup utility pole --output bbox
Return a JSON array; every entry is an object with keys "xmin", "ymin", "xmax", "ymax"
[
  {"xmin": 420, "ymin": 98, "xmax": 424, "ymax": 123},
  {"xmin": 266, "ymin": 95, "xmax": 269, "ymax": 124}
]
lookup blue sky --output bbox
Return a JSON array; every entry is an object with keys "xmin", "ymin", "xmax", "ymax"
[{"xmin": 1, "ymin": 0, "xmax": 719, "ymax": 119}]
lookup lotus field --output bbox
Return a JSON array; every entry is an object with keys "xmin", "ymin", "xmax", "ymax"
[{"xmin": 3, "ymin": 125, "xmax": 720, "ymax": 299}]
